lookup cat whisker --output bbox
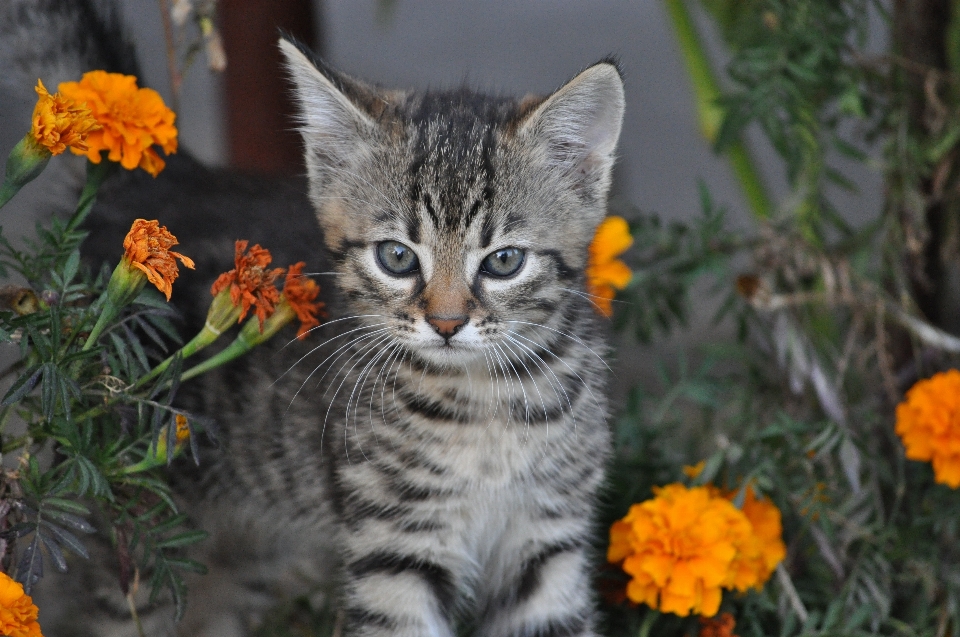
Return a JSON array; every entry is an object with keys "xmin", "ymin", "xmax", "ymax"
[
  {"xmin": 274, "ymin": 321, "xmax": 388, "ymax": 386},
  {"xmin": 284, "ymin": 327, "xmax": 390, "ymax": 420},
  {"xmin": 389, "ymin": 347, "xmax": 409, "ymax": 425},
  {"xmin": 323, "ymin": 332, "xmax": 395, "ymax": 464},
  {"xmin": 504, "ymin": 334, "xmax": 579, "ymax": 456},
  {"xmin": 497, "ymin": 341, "xmax": 541, "ymax": 447},
  {"xmin": 348, "ymin": 336, "xmax": 400, "ymax": 460},
  {"xmin": 493, "ymin": 342, "xmax": 529, "ymax": 445},
  {"xmin": 479, "ymin": 346, "xmax": 500, "ymax": 432},
  {"xmin": 558, "ymin": 287, "xmax": 632, "ymax": 312},
  {"xmin": 483, "ymin": 345, "xmax": 508, "ymax": 438},
  {"xmin": 276, "ymin": 314, "xmax": 386, "ymax": 354},
  {"xmin": 506, "ymin": 329, "xmax": 604, "ymax": 418},
  {"xmin": 370, "ymin": 341, "xmax": 404, "ymax": 442},
  {"xmin": 506, "ymin": 320, "xmax": 612, "ymax": 372},
  {"xmin": 504, "ymin": 333, "xmax": 576, "ymax": 424},
  {"xmin": 557, "ymin": 287, "xmax": 605, "ymax": 313}
]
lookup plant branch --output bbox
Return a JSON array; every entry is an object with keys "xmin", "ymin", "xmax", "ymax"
[{"xmin": 664, "ymin": 0, "xmax": 772, "ymax": 218}]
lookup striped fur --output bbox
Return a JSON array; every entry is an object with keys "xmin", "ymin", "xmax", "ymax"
[
  {"xmin": 273, "ymin": 40, "xmax": 625, "ymax": 637},
  {"xmin": 4, "ymin": 4, "xmax": 625, "ymax": 634}
]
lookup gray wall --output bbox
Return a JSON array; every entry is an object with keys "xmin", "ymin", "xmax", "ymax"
[{"xmin": 0, "ymin": 1, "xmax": 884, "ymax": 389}]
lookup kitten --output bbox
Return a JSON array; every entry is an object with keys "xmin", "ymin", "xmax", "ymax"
[{"xmin": 6, "ymin": 2, "xmax": 625, "ymax": 635}]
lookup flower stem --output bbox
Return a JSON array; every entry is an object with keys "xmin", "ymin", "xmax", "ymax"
[
  {"xmin": 68, "ymin": 159, "xmax": 115, "ymax": 231},
  {"xmin": 136, "ymin": 323, "xmax": 225, "ymax": 387},
  {"xmin": 81, "ymin": 298, "xmax": 117, "ymax": 351},
  {"xmin": 178, "ymin": 334, "xmax": 254, "ymax": 383},
  {"xmin": 664, "ymin": 0, "xmax": 772, "ymax": 219},
  {"xmin": 637, "ymin": 610, "xmax": 659, "ymax": 637},
  {"xmin": 0, "ymin": 182, "xmax": 17, "ymax": 210}
]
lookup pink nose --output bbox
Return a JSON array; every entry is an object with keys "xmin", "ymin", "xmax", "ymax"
[{"xmin": 427, "ymin": 316, "xmax": 467, "ymax": 337}]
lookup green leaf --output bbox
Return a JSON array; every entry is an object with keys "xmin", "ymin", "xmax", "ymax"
[
  {"xmin": 61, "ymin": 249, "xmax": 80, "ymax": 286},
  {"xmin": 1, "ymin": 366, "xmax": 41, "ymax": 405},
  {"xmin": 155, "ymin": 530, "xmax": 208, "ymax": 550},
  {"xmin": 43, "ymin": 497, "xmax": 90, "ymax": 516},
  {"xmin": 163, "ymin": 558, "xmax": 208, "ymax": 575}
]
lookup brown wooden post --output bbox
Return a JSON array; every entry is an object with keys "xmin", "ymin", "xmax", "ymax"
[{"xmin": 219, "ymin": 0, "xmax": 317, "ymax": 175}]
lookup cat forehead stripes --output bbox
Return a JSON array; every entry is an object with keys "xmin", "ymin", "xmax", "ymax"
[{"xmin": 403, "ymin": 91, "xmax": 511, "ymax": 233}]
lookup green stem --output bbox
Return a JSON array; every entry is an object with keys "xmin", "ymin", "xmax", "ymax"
[
  {"xmin": 637, "ymin": 610, "xmax": 659, "ymax": 637},
  {"xmin": 0, "ymin": 182, "xmax": 17, "ymax": 209},
  {"xmin": 68, "ymin": 160, "xmax": 115, "ymax": 231},
  {"xmin": 179, "ymin": 335, "xmax": 253, "ymax": 383},
  {"xmin": 664, "ymin": 0, "xmax": 772, "ymax": 218},
  {"xmin": 81, "ymin": 299, "xmax": 117, "ymax": 351},
  {"xmin": 136, "ymin": 324, "xmax": 224, "ymax": 388}
]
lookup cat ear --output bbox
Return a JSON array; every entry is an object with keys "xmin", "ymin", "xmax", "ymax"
[
  {"xmin": 519, "ymin": 61, "xmax": 625, "ymax": 198},
  {"xmin": 279, "ymin": 38, "xmax": 377, "ymax": 178}
]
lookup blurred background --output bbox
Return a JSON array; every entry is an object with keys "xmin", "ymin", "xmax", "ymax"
[{"xmin": 0, "ymin": 0, "xmax": 883, "ymax": 386}]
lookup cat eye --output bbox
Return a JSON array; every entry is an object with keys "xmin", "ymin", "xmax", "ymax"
[
  {"xmin": 480, "ymin": 247, "xmax": 525, "ymax": 278},
  {"xmin": 376, "ymin": 241, "xmax": 420, "ymax": 275}
]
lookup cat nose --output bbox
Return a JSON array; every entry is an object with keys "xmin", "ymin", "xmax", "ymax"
[{"xmin": 427, "ymin": 315, "xmax": 467, "ymax": 338}]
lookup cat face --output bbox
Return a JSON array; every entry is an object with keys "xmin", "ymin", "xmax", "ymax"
[{"xmin": 281, "ymin": 40, "xmax": 624, "ymax": 368}]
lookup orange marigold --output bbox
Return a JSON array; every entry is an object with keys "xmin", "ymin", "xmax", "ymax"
[
  {"xmin": 123, "ymin": 219, "xmax": 195, "ymax": 301},
  {"xmin": 174, "ymin": 414, "xmax": 190, "ymax": 444},
  {"xmin": 211, "ymin": 240, "xmax": 283, "ymax": 331},
  {"xmin": 0, "ymin": 572, "xmax": 43, "ymax": 637},
  {"xmin": 607, "ymin": 483, "xmax": 752, "ymax": 617},
  {"xmin": 699, "ymin": 613, "xmax": 738, "ymax": 637},
  {"xmin": 723, "ymin": 487, "xmax": 786, "ymax": 592},
  {"xmin": 895, "ymin": 369, "xmax": 960, "ymax": 488},
  {"xmin": 58, "ymin": 71, "xmax": 177, "ymax": 177},
  {"xmin": 282, "ymin": 262, "xmax": 326, "ymax": 339},
  {"xmin": 30, "ymin": 79, "xmax": 99, "ymax": 156},
  {"xmin": 586, "ymin": 215, "xmax": 633, "ymax": 317}
]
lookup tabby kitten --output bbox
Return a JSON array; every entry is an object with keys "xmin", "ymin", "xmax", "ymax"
[
  {"xmin": 270, "ymin": 40, "xmax": 625, "ymax": 636},
  {"xmin": 9, "ymin": 3, "xmax": 626, "ymax": 633}
]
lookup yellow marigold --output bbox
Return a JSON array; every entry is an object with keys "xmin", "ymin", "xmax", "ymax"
[
  {"xmin": 0, "ymin": 572, "xmax": 43, "ymax": 637},
  {"xmin": 58, "ymin": 71, "xmax": 177, "ymax": 177},
  {"xmin": 683, "ymin": 460, "xmax": 706, "ymax": 479},
  {"xmin": 122, "ymin": 219, "xmax": 195, "ymax": 301},
  {"xmin": 607, "ymin": 483, "xmax": 752, "ymax": 617},
  {"xmin": 739, "ymin": 488, "xmax": 786, "ymax": 581},
  {"xmin": 174, "ymin": 414, "xmax": 190, "ymax": 444},
  {"xmin": 723, "ymin": 487, "xmax": 785, "ymax": 592},
  {"xmin": 30, "ymin": 80, "xmax": 99, "ymax": 156},
  {"xmin": 586, "ymin": 215, "xmax": 633, "ymax": 317},
  {"xmin": 699, "ymin": 613, "xmax": 738, "ymax": 637},
  {"xmin": 895, "ymin": 369, "xmax": 960, "ymax": 488}
]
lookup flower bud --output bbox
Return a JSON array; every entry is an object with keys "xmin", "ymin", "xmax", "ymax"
[{"xmin": 0, "ymin": 136, "xmax": 50, "ymax": 209}]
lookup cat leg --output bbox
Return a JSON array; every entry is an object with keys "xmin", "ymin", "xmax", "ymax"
[
  {"xmin": 339, "ymin": 548, "xmax": 457, "ymax": 637},
  {"xmin": 480, "ymin": 542, "xmax": 598, "ymax": 637}
]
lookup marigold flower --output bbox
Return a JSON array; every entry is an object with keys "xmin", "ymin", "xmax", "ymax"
[
  {"xmin": 683, "ymin": 460, "xmax": 706, "ymax": 479},
  {"xmin": 722, "ymin": 487, "xmax": 785, "ymax": 592},
  {"xmin": 85, "ymin": 219, "xmax": 193, "ymax": 351},
  {"xmin": 122, "ymin": 219, "xmax": 195, "ymax": 301},
  {"xmin": 0, "ymin": 572, "xmax": 43, "ymax": 637},
  {"xmin": 699, "ymin": 613, "xmax": 738, "ymax": 637},
  {"xmin": 59, "ymin": 71, "xmax": 177, "ymax": 177},
  {"xmin": 174, "ymin": 413, "xmax": 191, "ymax": 444},
  {"xmin": 895, "ymin": 369, "xmax": 960, "ymax": 488},
  {"xmin": 210, "ymin": 240, "xmax": 283, "ymax": 331},
  {"xmin": 607, "ymin": 483, "xmax": 751, "ymax": 617},
  {"xmin": 586, "ymin": 215, "xmax": 633, "ymax": 317},
  {"xmin": 609, "ymin": 483, "xmax": 785, "ymax": 618},
  {"xmin": 282, "ymin": 262, "xmax": 325, "ymax": 339},
  {"xmin": 739, "ymin": 488, "xmax": 786, "ymax": 582},
  {"xmin": 31, "ymin": 79, "xmax": 99, "ymax": 156}
]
